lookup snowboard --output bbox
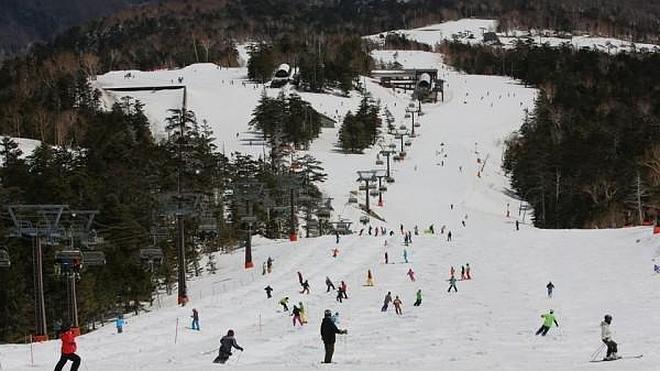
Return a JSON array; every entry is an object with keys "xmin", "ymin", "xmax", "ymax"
[{"xmin": 589, "ymin": 354, "xmax": 643, "ymax": 363}]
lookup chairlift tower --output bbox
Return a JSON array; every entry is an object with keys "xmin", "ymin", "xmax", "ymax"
[
  {"xmin": 395, "ymin": 130, "xmax": 410, "ymax": 157},
  {"xmin": 405, "ymin": 102, "xmax": 421, "ymax": 137},
  {"xmin": 375, "ymin": 172, "xmax": 388, "ymax": 207},
  {"xmin": 7, "ymin": 204, "xmax": 67, "ymax": 341},
  {"xmin": 277, "ymin": 174, "xmax": 304, "ymax": 241},
  {"xmin": 356, "ymin": 170, "xmax": 378, "ymax": 213},
  {"xmin": 233, "ymin": 182, "xmax": 264, "ymax": 269},
  {"xmin": 379, "ymin": 149, "xmax": 396, "ymax": 181}
]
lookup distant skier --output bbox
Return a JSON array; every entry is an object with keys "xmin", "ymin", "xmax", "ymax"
[
  {"xmin": 385, "ymin": 251, "xmax": 389, "ymax": 264},
  {"xmin": 213, "ymin": 329, "xmax": 244, "ymax": 364},
  {"xmin": 601, "ymin": 314, "xmax": 619, "ymax": 360},
  {"xmin": 335, "ymin": 231, "xmax": 340, "ymax": 244},
  {"xmin": 382, "ymin": 291, "xmax": 393, "ymax": 312},
  {"xmin": 321, "ymin": 309, "xmax": 348, "ymax": 364},
  {"xmin": 191, "ymin": 308, "xmax": 200, "ymax": 331},
  {"xmin": 292, "ymin": 304, "xmax": 303, "ymax": 327},
  {"xmin": 447, "ymin": 231, "xmax": 452, "ymax": 241},
  {"xmin": 299, "ymin": 302, "xmax": 308, "ymax": 324},
  {"xmin": 115, "ymin": 315, "xmax": 125, "ymax": 334},
  {"xmin": 297, "ymin": 271, "xmax": 304, "ymax": 286},
  {"xmin": 279, "ymin": 297, "xmax": 290, "ymax": 312},
  {"xmin": 300, "ymin": 279, "xmax": 310, "ymax": 294},
  {"xmin": 54, "ymin": 324, "xmax": 81, "ymax": 371},
  {"xmin": 414, "ymin": 225, "xmax": 419, "ymax": 235},
  {"xmin": 465, "ymin": 263, "xmax": 471, "ymax": 279},
  {"xmin": 535, "ymin": 310, "xmax": 559, "ymax": 336},
  {"xmin": 326, "ymin": 277, "xmax": 336, "ymax": 292},
  {"xmin": 429, "ymin": 224, "xmax": 435, "ymax": 234},
  {"xmin": 332, "ymin": 247, "xmax": 339, "ymax": 258},
  {"xmin": 461, "ymin": 265, "xmax": 466, "ymax": 280},
  {"xmin": 413, "ymin": 289, "xmax": 422, "ymax": 306},
  {"xmin": 366, "ymin": 270, "xmax": 374, "ymax": 286},
  {"xmin": 336, "ymin": 287, "xmax": 344, "ymax": 303},
  {"xmin": 407, "ymin": 268, "xmax": 416, "ymax": 282},
  {"xmin": 267, "ymin": 257, "xmax": 273, "ymax": 273},
  {"xmin": 546, "ymin": 282, "xmax": 555, "ymax": 298},
  {"xmin": 262, "ymin": 262, "xmax": 267, "ymax": 275},
  {"xmin": 403, "ymin": 249, "xmax": 409, "ymax": 263},
  {"xmin": 340, "ymin": 281, "xmax": 348, "ymax": 298},
  {"xmin": 515, "ymin": 220, "xmax": 520, "ymax": 231},
  {"xmin": 368, "ymin": 226, "xmax": 373, "ymax": 235},
  {"xmin": 264, "ymin": 285, "xmax": 273, "ymax": 298},
  {"xmin": 447, "ymin": 276, "xmax": 458, "ymax": 292},
  {"xmin": 450, "ymin": 266, "xmax": 455, "ymax": 278},
  {"xmin": 393, "ymin": 296, "xmax": 403, "ymax": 315}
]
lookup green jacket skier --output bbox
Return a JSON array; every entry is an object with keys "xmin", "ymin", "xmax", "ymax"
[{"xmin": 535, "ymin": 310, "xmax": 559, "ymax": 336}]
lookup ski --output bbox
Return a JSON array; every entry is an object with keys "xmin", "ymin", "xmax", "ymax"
[{"xmin": 590, "ymin": 354, "xmax": 643, "ymax": 363}]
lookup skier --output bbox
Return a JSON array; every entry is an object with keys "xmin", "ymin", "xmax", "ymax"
[
  {"xmin": 393, "ymin": 296, "xmax": 403, "ymax": 315},
  {"xmin": 262, "ymin": 262, "xmax": 267, "ymax": 275},
  {"xmin": 267, "ymin": 257, "xmax": 273, "ymax": 273},
  {"xmin": 414, "ymin": 225, "xmax": 419, "ymax": 235},
  {"xmin": 546, "ymin": 282, "xmax": 555, "ymax": 298},
  {"xmin": 54, "ymin": 324, "xmax": 81, "ymax": 371},
  {"xmin": 403, "ymin": 249, "xmax": 409, "ymax": 263},
  {"xmin": 450, "ymin": 266, "xmax": 455, "ymax": 278},
  {"xmin": 332, "ymin": 248, "xmax": 339, "ymax": 258},
  {"xmin": 447, "ymin": 276, "xmax": 458, "ymax": 292},
  {"xmin": 297, "ymin": 271, "xmax": 304, "ymax": 286},
  {"xmin": 601, "ymin": 314, "xmax": 619, "ymax": 360},
  {"xmin": 340, "ymin": 281, "xmax": 348, "ymax": 299},
  {"xmin": 213, "ymin": 329, "xmax": 244, "ymax": 364},
  {"xmin": 515, "ymin": 220, "xmax": 520, "ymax": 231},
  {"xmin": 447, "ymin": 231, "xmax": 452, "ymax": 241},
  {"xmin": 299, "ymin": 302, "xmax": 308, "ymax": 324},
  {"xmin": 465, "ymin": 263, "xmax": 471, "ymax": 279},
  {"xmin": 461, "ymin": 265, "xmax": 466, "ymax": 280},
  {"xmin": 407, "ymin": 268, "xmax": 416, "ymax": 282},
  {"xmin": 429, "ymin": 224, "xmax": 435, "ymax": 234},
  {"xmin": 292, "ymin": 304, "xmax": 303, "ymax": 327},
  {"xmin": 115, "ymin": 314, "xmax": 125, "ymax": 334},
  {"xmin": 366, "ymin": 270, "xmax": 374, "ymax": 286},
  {"xmin": 413, "ymin": 289, "xmax": 422, "ymax": 306},
  {"xmin": 191, "ymin": 308, "xmax": 200, "ymax": 331},
  {"xmin": 300, "ymin": 280, "xmax": 310, "ymax": 294},
  {"xmin": 381, "ymin": 291, "xmax": 393, "ymax": 312},
  {"xmin": 279, "ymin": 297, "xmax": 290, "ymax": 312},
  {"xmin": 326, "ymin": 277, "xmax": 336, "ymax": 292},
  {"xmin": 535, "ymin": 310, "xmax": 559, "ymax": 336},
  {"xmin": 264, "ymin": 285, "xmax": 273, "ymax": 298},
  {"xmin": 321, "ymin": 309, "xmax": 348, "ymax": 364},
  {"xmin": 336, "ymin": 287, "xmax": 344, "ymax": 303},
  {"xmin": 385, "ymin": 251, "xmax": 389, "ymax": 264},
  {"xmin": 335, "ymin": 231, "xmax": 340, "ymax": 244}
]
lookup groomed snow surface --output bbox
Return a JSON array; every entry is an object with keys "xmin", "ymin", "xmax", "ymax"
[{"xmin": 3, "ymin": 24, "xmax": 660, "ymax": 371}]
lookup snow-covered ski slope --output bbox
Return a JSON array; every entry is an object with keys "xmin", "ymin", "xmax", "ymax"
[
  {"xmin": 3, "ymin": 25, "xmax": 660, "ymax": 371},
  {"xmin": 365, "ymin": 18, "xmax": 660, "ymax": 53}
]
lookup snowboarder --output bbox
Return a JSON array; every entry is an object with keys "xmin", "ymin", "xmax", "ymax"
[
  {"xmin": 321, "ymin": 309, "xmax": 347, "ymax": 363},
  {"xmin": 381, "ymin": 291, "xmax": 393, "ymax": 312},
  {"xmin": 385, "ymin": 251, "xmax": 389, "ymax": 264},
  {"xmin": 447, "ymin": 276, "xmax": 458, "ymax": 292},
  {"xmin": 115, "ymin": 315, "xmax": 125, "ymax": 334},
  {"xmin": 407, "ymin": 268, "xmax": 416, "ymax": 281},
  {"xmin": 601, "ymin": 314, "xmax": 618, "ymax": 360},
  {"xmin": 292, "ymin": 304, "xmax": 303, "ymax": 326},
  {"xmin": 447, "ymin": 231, "xmax": 452, "ymax": 241},
  {"xmin": 213, "ymin": 329, "xmax": 244, "ymax": 364},
  {"xmin": 279, "ymin": 297, "xmax": 290, "ymax": 312},
  {"xmin": 366, "ymin": 270, "xmax": 374, "ymax": 286},
  {"xmin": 393, "ymin": 296, "xmax": 403, "ymax": 315},
  {"xmin": 300, "ymin": 279, "xmax": 310, "ymax": 294},
  {"xmin": 54, "ymin": 324, "xmax": 81, "ymax": 371},
  {"xmin": 413, "ymin": 289, "xmax": 422, "ymax": 306},
  {"xmin": 403, "ymin": 249, "xmax": 409, "ymax": 263},
  {"xmin": 191, "ymin": 309, "xmax": 200, "ymax": 331},
  {"xmin": 546, "ymin": 282, "xmax": 555, "ymax": 298},
  {"xmin": 264, "ymin": 285, "xmax": 273, "ymax": 298},
  {"xmin": 267, "ymin": 257, "xmax": 273, "ymax": 273},
  {"xmin": 465, "ymin": 263, "xmax": 471, "ymax": 279},
  {"xmin": 326, "ymin": 277, "xmax": 336, "ymax": 292},
  {"xmin": 535, "ymin": 310, "xmax": 559, "ymax": 336}
]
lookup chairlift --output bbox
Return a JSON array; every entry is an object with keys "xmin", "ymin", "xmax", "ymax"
[
  {"xmin": 368, "ymin": 183, "xmax": 377, "ymax": 189},
  {"xmin": 379, "ymin": 185, "xmax": 388, "ymax": 192},
  {"xmin": 0, "ymin": 249, "xmax": 10, "ymax": 268},
  {"xmin": 375, "ymin": 159, "xmax": 384, "ymax": 166},
  {"xmin": 348, "ymin": 196, "xmax": 358, "ymax": 204},
  {"xmin": 399, "ymin": 124, "xmax": 407, "ymax": 130},
  {"xmin": 139, "ymin": 248, "xmax": 164, "ymax": 265},
  {"xmin": 82, "ymin": 251, "xmax": 106, "ymax": 266},
  {"xmin": 408, "ymin": 103, "xmax": 416, "ymax": 108},
  {"xmin": 392, "ymin": 155, "xmax": 401, "ymax": 161},
  {"xmin": 405, "ymin": 140, "xmax": 412, "ymax": 146},
  {"xmin": 359, "ymin": 215, "xmax": 370, "ymax": 224},
  {"xmin": 404, "ymin": 113, "xmax": 411, "ymax": 119},
  {"xmin": 418, "ymin": 111, "xmax": 425, "ymax": 116},
  {"xmin": 386, "ymin": 177, "xmax": 395, "ymax": 183},
  {"xmin": 388, "ymin": 143, "xmax": 397, "ymax": 149},
  {"xmin": 317, "ymin": 208, "xmax": 331, "ymax": 218},
  {"xmin": 358, "ymin": 185, "xmax": 367, "ymax": 191},
  {"xmin": 369, "ymin": 190, "xmax": 379, "ymax": 197},
  {"xmin": 414, "ymin": 122, "xmax": 421, "ymax": 127},
  {"xmin": 55, "ymin": 250, "xmax": 83, "ymax": 270}
]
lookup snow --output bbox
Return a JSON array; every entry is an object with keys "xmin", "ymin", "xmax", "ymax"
[
  {"xmin": 366, "ymin": 18, "xmax": 660, "ymax": 54},
  {"xmin": 3, "ymin": 20, "xmax": 660, "ymax": 371}
]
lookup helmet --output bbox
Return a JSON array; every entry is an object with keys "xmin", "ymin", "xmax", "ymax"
[
  {"xmin": 227, "ymin": 329, "xmax": 235, "ymax": 336},
  {"xmin": 324, "ymin": 309, "xmax": 332, "ymax": 317},
  {"xmin": 604, "ymin": 314, "xmax": 612, "ymax": 322},
  {"xmin": 549, "ymin": 309, "xmax": 554, "ymax": 314}
]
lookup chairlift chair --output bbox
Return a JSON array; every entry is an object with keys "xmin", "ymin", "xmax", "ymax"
[
  {"xmin": 386, "ymin": 177, "xmax": 395, "ymax": 183},
  {"xmin": 404, "ymin": 113, "xmax": 411, "ymax": 119},
  {"xmin": 405, "ymin": 140, "xmax": 412, "ymax": 146},
  {"xmin": 55, "ymin": 250, "xmax": 83, "ymax": 270},
  {"xmin": 139, "ymin": 248, "xmax": 164, "ymax": 265},
  {"xmin": 82, "ymin": 251, "xmax": 106, "ymax": 266},
  {"xmin": 369, "ymin": 190, "xmax": 379, "ymax": 197},
  {"xmin": 358, "ymin": 185, "xmax": 367, "ymax": 191},
  {"xmin": 359, "ymin": 215, "xmax": 370, "ymax": 224},
  {"xmin": 379, "ymin": 185, "xmax": 388, "ymax": 192},
  {"xmin": 375, "ymin": 159, "xmax": 384, "ymax": 165},
  {"xmin": 348, "ymin": 196, "xmax": 358, "ymax": 204},
  {"xmin": 0, "ymin": 249, "xmax": 10, "ymax": 268},
  {"xmin": 414, "ymin": 122, "xmax": 421, "ymax": 127},
  {"xmin": 399, "ymin": 124, "xmax": 407, "ymax": 130}
]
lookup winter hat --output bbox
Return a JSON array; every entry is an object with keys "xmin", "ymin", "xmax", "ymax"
[
  {"xmin": 227, "ymin": 329, "xmax": 234, "ymax": 336},
  {"xmin": 324, "ymin": 309, "xmax": 332, "ymax": 317}
]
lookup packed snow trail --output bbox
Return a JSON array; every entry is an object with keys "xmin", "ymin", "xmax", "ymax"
[{"xmin": 3, "ymin": 50, "xmax": 660, "ymax": 371}]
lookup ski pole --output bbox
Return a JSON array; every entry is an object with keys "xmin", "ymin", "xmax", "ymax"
[{"xmin": 590, "ymin": 344, "xmax": 606, "ymax": 361}]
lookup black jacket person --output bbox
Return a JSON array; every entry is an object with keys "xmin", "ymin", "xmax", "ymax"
[{"xmin": 320, "ymin": 309, "xmax": 347, "ymax": 363}]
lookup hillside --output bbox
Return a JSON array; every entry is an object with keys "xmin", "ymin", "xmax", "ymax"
[{"xmin": 2, "ymin": 42, "xmax": 659, "ymax": 371}]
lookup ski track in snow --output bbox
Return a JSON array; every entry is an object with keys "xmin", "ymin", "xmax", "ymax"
[{"xmin": 2, "ymin": 29, "xmax": 660, "ymax": 371}]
